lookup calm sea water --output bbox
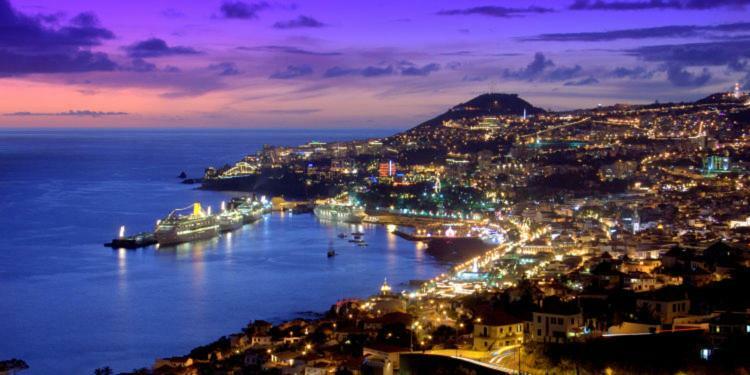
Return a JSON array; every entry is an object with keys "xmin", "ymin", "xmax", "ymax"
[{"xmin": 0, "ymin": 129, "xmax": 445, "ymax": 374}]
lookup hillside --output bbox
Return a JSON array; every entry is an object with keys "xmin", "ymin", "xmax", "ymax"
[{"xmin": 407, "ymin": 93, "xmax": 545, "ymax": 133}]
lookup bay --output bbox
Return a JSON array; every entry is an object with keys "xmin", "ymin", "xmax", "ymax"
[{"xmin": 0, "ymin": 129, "xmax": 446, "ymax": 374}]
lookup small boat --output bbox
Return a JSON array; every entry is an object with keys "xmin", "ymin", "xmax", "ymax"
[
  {"xmin": 351, "ymin": 232, "xmax": 364, "ymax": 236},
  {"xmin": 357, "ymin": 242, "xmax": 368, "ymax": 247},
  {"xmin": 338, "ymin": 233, "xmax": 347, "ymax": 239},
  {"xmin": 105, "ymin": 228, "xmax": 157, "ymax": 249},
  {"xmin": 327, "ymin": 241, "xmax": 337, "ymax": 257}
]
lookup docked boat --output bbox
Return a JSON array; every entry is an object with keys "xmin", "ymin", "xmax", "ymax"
[
  {"xmin": 313, "ymin": 200, "xmax": 366, "ymax": 223},
  {"xmin": 104, "ymin": 226, "xmax": 157, "ymax": 249},
  {"xmin": 218, "ymin": 209, "xmax": 244, "ymax": 232},
  {"xmin": 230, "ymin": 197, "xmax": 265, "ymax": 224},
  {"xmin": 154, "ymin": 202, "xmax": 219, "ymax": 246}
]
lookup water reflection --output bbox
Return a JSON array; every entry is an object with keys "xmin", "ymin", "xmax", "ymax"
[{"xmin": 97, "ymin": 213, "xmax": 443, "ymax": 371}]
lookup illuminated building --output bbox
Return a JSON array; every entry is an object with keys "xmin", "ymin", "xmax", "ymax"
[
  {"xmin": 378, "ymin": 160, "xmax": 397, "ymax": 177},
  {"xmin": 531, "ymin": 303, "xmax": 584, "ymax": 343},
  {"xmin": 702, "ymin": 155, "xmax": 730, "ymax": 175},
  {"xmin": 366, "ymin": 279, "xmax": 406, "ymax": 316},
  {"xmin": 472, "ymin": 311, "xmax": 524, "ymax": 350}
]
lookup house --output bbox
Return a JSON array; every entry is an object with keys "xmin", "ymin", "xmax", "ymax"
[
  {"xmin": 267, "ymin": 350, "xmax": 306, "ymax": 374},
  {"xmin": 531, "ymin": 300, "xmax": 583, "ymax": 343},
  {"xmin": 661, "ymin": 246, "xmax": 692, "ymax": 268},
  {"xmin": 251, "ymin": 334, "xmax": 272, "ymax": 347},
  {"xmin": 589, "ymin": 261, "xmax": 624, "ymax": 290},
  {"xmin": 153, "ymin": 356, "xmax": 194, "ymax": 370},
  {"xmin": 229, "ymin": 333, "xmax": 251, "ymax": 352},
  {"xmin": 362, "ymin": 344, "xmax": 410, "ymax": 375},
  {"xmin": 472, "ymin": 310, "xmax": 525, "ymax": 351},
  {"xmin": 520, "ymin": 237, "xmax": 554, "ymax": 255},
  {"xmin": 304, "ymin": 359, "xmax": 339, "ymax": 375},
  {"xmin": 283, "ymin": 336, "xmax": 303, "ymax": 345},
  {"xmin": 708, "ymin": 312, "xmax": 750, "ymax": 345},
  {"xmin": 625, "ymin": 271, "xmax": 661, "ymax": 292},
  {"xmin": 635, "ymin": 287, "xmax": 690, "ymax": 324},
  {"xmin": 244, "ymin": 349, "xmax": 271, "ymax": 368}
]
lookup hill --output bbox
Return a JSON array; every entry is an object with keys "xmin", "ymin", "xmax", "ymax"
[{"xmin": 407, "ymin": 93, "xmax": 545, "ymax": 132}]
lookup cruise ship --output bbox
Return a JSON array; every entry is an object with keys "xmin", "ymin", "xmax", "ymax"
[
  {"xmin": 154, "ymin": 202, "xmax": 219, "ymax": 246},
  {"xmin": 229, "ymin": 197, "xmax": 266, "ymax": 223},
  {"xmin": 217, "ymin": 209, "xmax": 244, "ymax": 232},
  {"xmin": 313, "ymin": 200, "xmax": 366, "ymax": 223}
]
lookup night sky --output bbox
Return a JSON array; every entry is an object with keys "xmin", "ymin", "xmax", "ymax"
[{"xmin": 1, "ymin": 0, "xmax": 749, "ymax": 127}]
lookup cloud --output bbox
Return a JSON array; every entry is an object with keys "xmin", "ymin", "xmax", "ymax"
[
  {"xmin": 524, "ymin": 22, "xmax": 750, "ymax": 42},
  {"xmin": 666, "ymin": 65, "xmax": 711, "ymax": 86},
  {"xmin": 322, "ymin": 65, "xmax": 397, "ymax": 78},
  {"xmin": 323, "ymin": 66, "xmax": 359, "ymax": 77},
  {"xmin": 254, "ymin": 109, "xmax": 321, "ymax": 115},
  {"xmin": 219, "ymin": 1, "xmax": 269, "ymax": 19},
  {"xmin": 401, "ymin": 63, "xmax": 440, "ymax": 76},
  {"xmin": 0, "ymin": 50, "xmax": 116, "ymax": 75},
  {"xmin": 209, "ymin": 62, "xmax": 240, "ymax": 76},
  {"xmin": 626, "ymin": 40, "xmax": 750, "ymax": 67},
  {"xmin": 503, "ymin": 52, "xmax": 554, "ymax": 80},
  {"xmin": 502, "ymin": 53, "xmax": 587, "ymax": 82},
  {"xmin": 4, "ymin": 110, "xmax": 128, "ymax": 117},
  {"xmin": 361, "ymin": 65, "xmax": 394, "ymax": 77},
  {"xmin": 269, "ymin": 65, "xmax": 313, "ymax": 79},
  {"xmin": 124, "ymin": 38, "xmax": 200, "ymax": 58},
  {"xmin": 564, "ymin": 76, "xmax": 600, "ymax": 86},
  {"xmin": 462, "ymin": 75, "xmax": 488, "ymax": 82},
  {"xmin": 0, "ymin": 0, "xmax": 117, "ymax": 75},
  {"xmin": 238, "ymin": 45, "xmax": 341, "ymax": 56},
  {"xmin": 570, "ymin": 0, "xmax": 750, "ymax": 11},
  {"xmin": 0, "ymin": 9, "xmax": 116, "ymax": 49},
  {"xmin": 546, "ymin": 65, "xmax": 583, "ymax": 81},
  {"xmin": 273, "ymin": 15, "xmax": 326, "ymax": 29},
  {"xmin": 322, "ymin": 62, "xmax": 438, "ymax": 78},
  {"xmin": 437, "ymin": 6, "xmax": 554, "ymax": 18},
  {"xmin": 129, "ymin": 58, "xmax": 157, "ymax": 72},
  {"xmin": 609, "ymin": 66, "xmax": 655, "ymax": 79}
]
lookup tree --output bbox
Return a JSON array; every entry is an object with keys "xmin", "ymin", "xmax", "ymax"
[{"xmin": 93, "ymin": 367, "xmax": 113, "ymax": 375}]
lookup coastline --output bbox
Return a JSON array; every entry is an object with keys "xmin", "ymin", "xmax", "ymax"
[{"xmin": 0, "ymin": 129, "xmax": 437, "ymax": 374}]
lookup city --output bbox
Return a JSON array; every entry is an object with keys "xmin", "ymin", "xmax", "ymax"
[
  {"xmin": 2, "ymin": 0, "xmax": 750, "ymax": 374},
  {"xmin": 137, "ymin": 86, "xmax": 749, "ymax": 374}
]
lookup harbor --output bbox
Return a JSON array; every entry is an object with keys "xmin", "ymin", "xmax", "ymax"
[
  {"xmin": 1, "ymin": 129, "xmax": 418, "ymax": 373},
  {"xmin": 105, "ymin": 195, "xmax": 500, "ymax": 263},
  {"xmin": 105, "ymin": 197, "xmax": 271, "ymax": 249}
]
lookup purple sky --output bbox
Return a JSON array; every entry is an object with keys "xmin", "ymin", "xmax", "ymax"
[{"xmin": 1, "ymin": 0, "xmax": 749, "ymax": 128}]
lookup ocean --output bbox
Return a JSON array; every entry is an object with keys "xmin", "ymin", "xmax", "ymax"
[{"xmin": 0, "ymin": 129, "xmax": 446, "ymax": 374}]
